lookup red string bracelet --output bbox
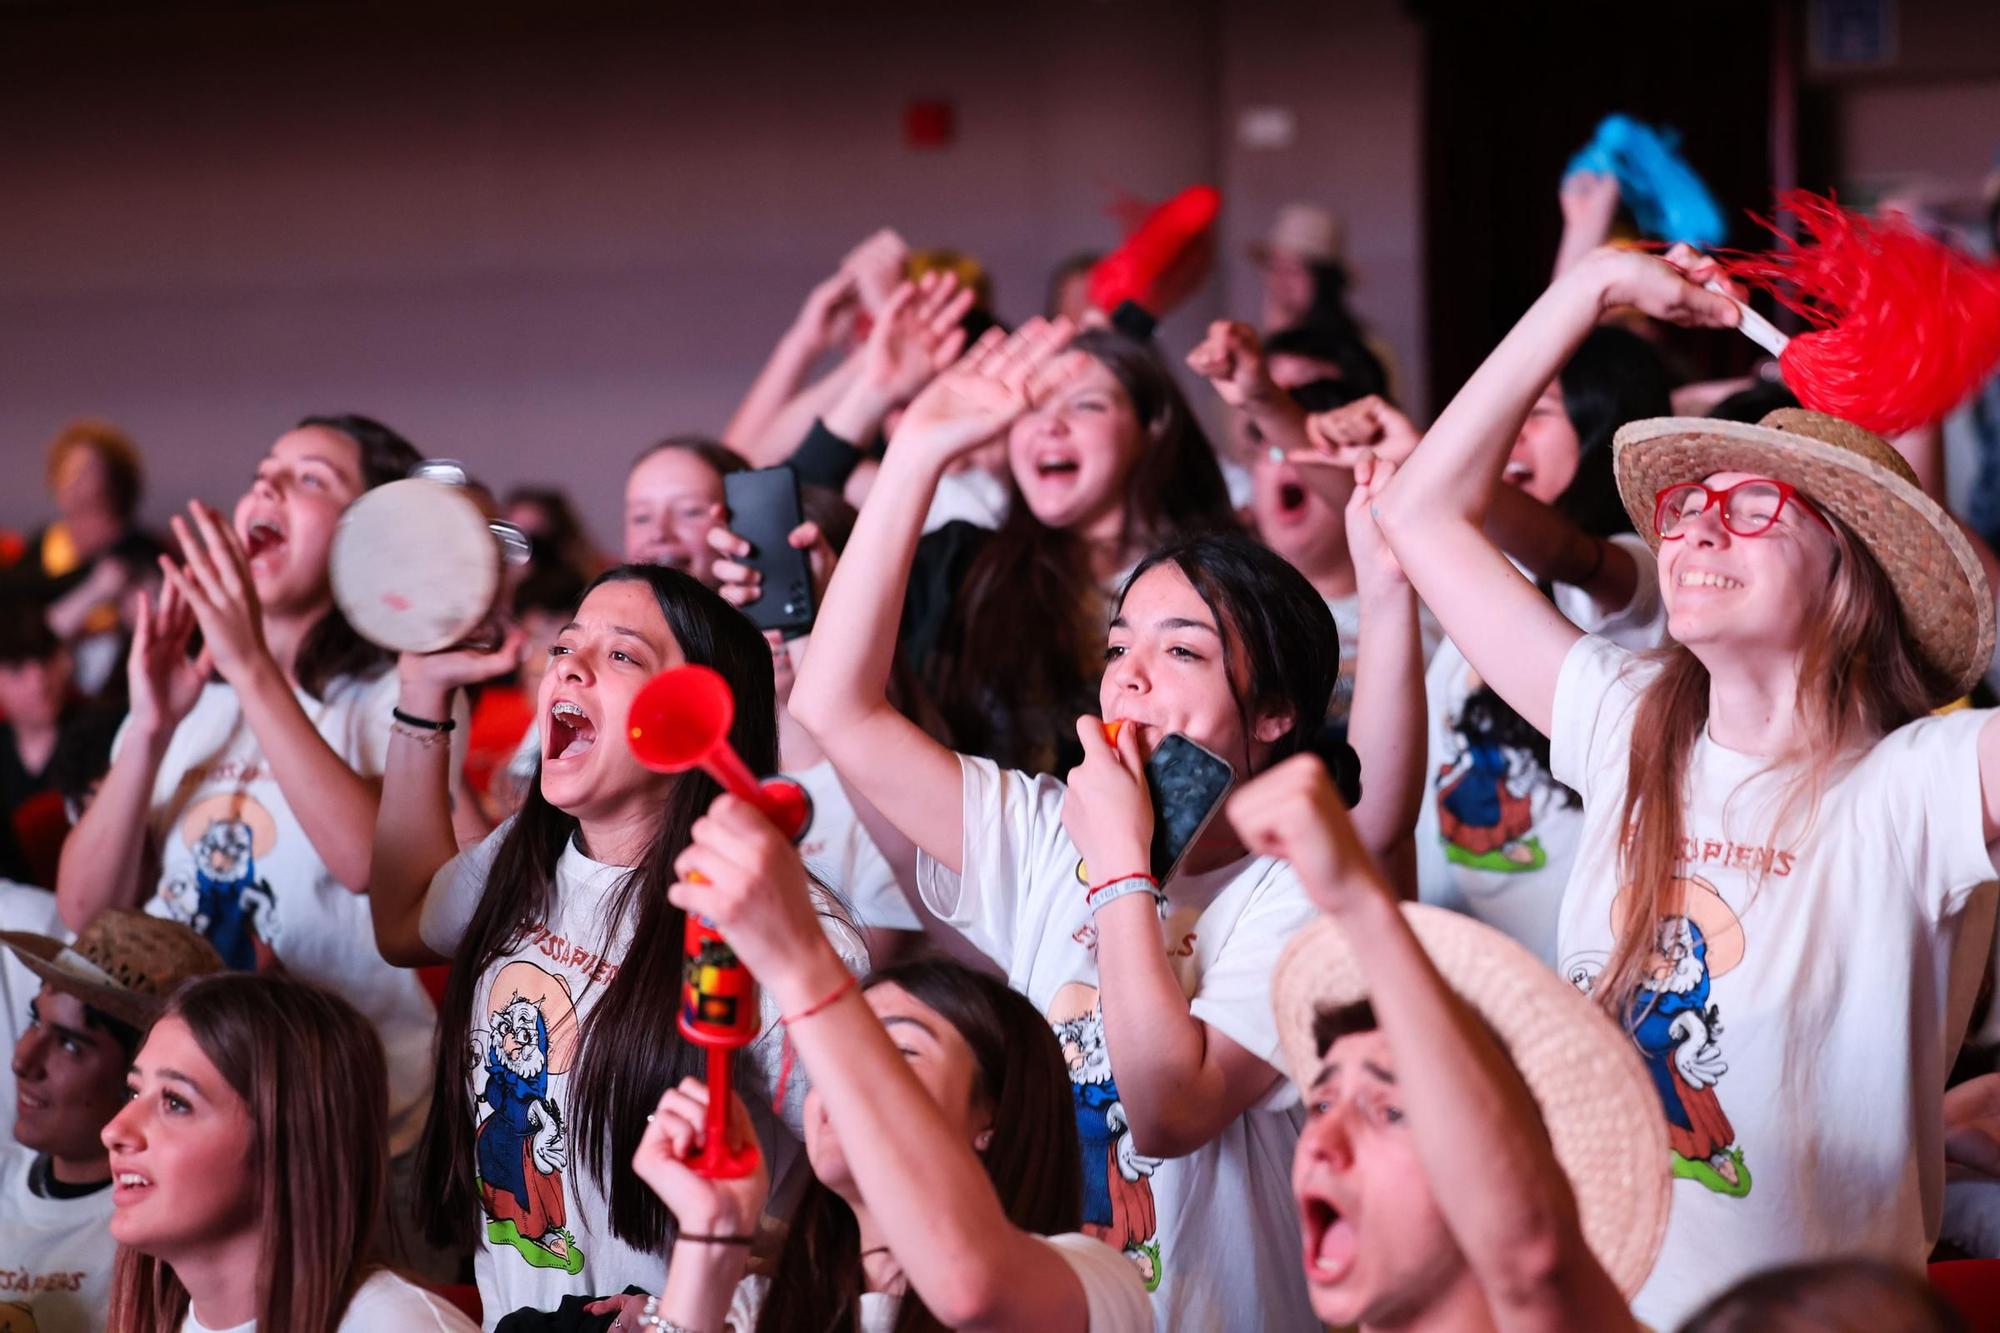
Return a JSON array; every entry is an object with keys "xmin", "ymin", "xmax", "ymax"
[
  {"xmin": 1087, "ymin": 871, "xmax": 1160, "ymax": 900},
  {"xmin": 771, "ymin": 973, "xmax": 861, "ymax": 1114}
]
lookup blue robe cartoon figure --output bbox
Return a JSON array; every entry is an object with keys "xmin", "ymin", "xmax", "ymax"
[
  {"xmin": 475, "ymin": 996, "xmax": 583, "ymax": 1273},
  {"xmin": 1629, "ymin": 917, "xmax": 1749, "ymax": 1197}
]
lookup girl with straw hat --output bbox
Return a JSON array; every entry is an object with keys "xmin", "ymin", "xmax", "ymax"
[{"xmin": 1363, "ymin": 242, "xmax": 1998, "ymax": 1330}]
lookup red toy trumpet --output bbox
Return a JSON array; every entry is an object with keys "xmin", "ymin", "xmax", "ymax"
[{"xmin": 627, "ymin": 664, "xmax": 812, "ymax": 1179}]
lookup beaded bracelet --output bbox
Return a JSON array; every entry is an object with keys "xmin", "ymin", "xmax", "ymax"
[{"xmin": 389, "ymin": 720, "xmax": 451, "ymax": 750}]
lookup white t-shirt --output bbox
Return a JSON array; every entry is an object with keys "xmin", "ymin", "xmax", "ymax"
[
  {"xmin": 129, "ymin": 672, "xmax": 458, "ymax": 1157},
  {"xmin": 1551, "ymin": 633, "xmax": 1999, "ymax": 1330},
  {"xmin": 916, "ymin": 755, "xmax": 1318, "ymax": 1332},
  {"xmin": 726, "ymin": 1230, "xmax": 1152, "ymax": 1332},
  {"xmin": 0, "ymin": 1146, "xmax": 115, "ymax": 1333},
  {"xmin": 792, "ymin": 760, "xmax": 918, "ymax": 932},
  {"xmin": 1322, "ymin": 593, "xmax": 1444, "ymax": 730},
  {"xmin": 179, "ymin": 1268, "xmax": 477, "ymax": 1332},
  {"xmin": 923, "ymin": 467, "xmax": 1009, "ymax": 534},
  {"xmin": 0, "ymin": 880, "xmax": 67, "ymax": 1142},
  {"xmin": 420, "ymin": 820, "xmax": 868, "ymax": 1329},
  {"xmin": 1415, "ymin": 535, "xmax": 1667, "ymax": 964}
]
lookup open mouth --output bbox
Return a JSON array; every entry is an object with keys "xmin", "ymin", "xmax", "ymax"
[
  {"xmin": 243, "ymin": 516, "xmax": 286, "ymax": 562},
  {"xmin": 546, "ymin": 699, "xmax": 598, "ymax": 761},
  {"xmin": 1501, "ymin": 461, "xmax": 1534, "ymax": 487},
  {"xmin": 1034, "ymin": 454, "xmax": 1081, "ymax": 479},
  {"xmin": 1277, "ymin": 482, "xmax": 1309, "ymax": 516},
  {"xmin": 1300, "ymin": 1193, "xmax": 1359, "ymax": 1284}
]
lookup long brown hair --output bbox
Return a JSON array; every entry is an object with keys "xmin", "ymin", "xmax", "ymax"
[
  {"xmin": 931, "ymin": 328, "xmax": 1236, "ymax": 770},
  {"xmin": 106, "ymin": 973, "xmax": 389, "ymax": 1333},
  {"xmin": 754, "ymin": 959, "xmax": 1083, "ymax": 1333},
  {"xmin": 1599, "ymin": 508, "xmax": 1933, "ymax": 1024},
  {"xmin": 416, "ymin": 563, "xmax": 779, "ymax": 1254}
]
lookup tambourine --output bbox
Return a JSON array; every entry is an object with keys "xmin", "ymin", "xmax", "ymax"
[{"xmin": 330, "ymin": 461, "xmax": 530, "ymax": 654}]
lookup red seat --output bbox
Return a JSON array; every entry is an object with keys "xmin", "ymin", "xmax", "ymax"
[
  {"xmin": 427, "ymin": 1281, "xmax": 481, "ymax": 1325},
  {"xmin": 12, "ymin": 789, "xmax": 71, "ymax": 889},
  {"xmin": 1931, "ymin": 1259, "xmax": 2000, "ymax": 1331}
]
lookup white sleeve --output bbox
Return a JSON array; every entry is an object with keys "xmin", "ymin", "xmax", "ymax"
[
  {"xmin": 1554, "ymin": 533, "xmax": 1667, "ymax": 650},
  {"xmin": 725, "ymin": 1275, "xmax": 769, "ymax": 1332},
  {"xmin": 914, "ymin": 754, "xmax": 1065, "ymax": 971},
  {"xmin": 1548, "ymin": 635, "xmax": 1646, "ymax": 800},
  {"xmin": 417, "ymin": 816, "xmax": 513, "ymax": 957},
  {"xmin": 1874, "ymin": 709, "xmax": 1999, "ymax": 919},
  {"xmin": 337, "ymin": 1271, "xmax": 477, "ymax": 1331},
  {"xmin": 1185, "ymin": 866, "xmax": 1317, "ymax": 1083},
  {"xmin": 1039, "ymin": 1232, "xmax": 1154, "ymax": 1332}
]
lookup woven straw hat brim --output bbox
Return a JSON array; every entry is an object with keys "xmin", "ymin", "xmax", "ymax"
[
  {"xmin": 1613, "ymin": 413, "xmax": 1995, "ymax": 705},
  {"xmin": 1271, "ymin": 907, "xmax": 1670, "ymax": 1300},
  {"xmin": 1, "ymin": 930, "xmax": 163, "ymax": 1030}
]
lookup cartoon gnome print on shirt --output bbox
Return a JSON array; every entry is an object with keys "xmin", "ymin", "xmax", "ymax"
[
  {"xmin": 1435, "ymin": 673, "xmax": 1561, "ymax": 874},
  {"xmin": 473, "ymin": 961, "xmax": 585, "ymax": 1275},
  {"xmin": 1047, "ymin": 981, "xmax": 1164, "ymax": 1290},
  {"xmin": 160, "ymin": 792, "xmax": 280, "ymax": 971},
  {"xmin": 1564, "ymin": 875, "xmax": 1751, "ymax": 1199}
]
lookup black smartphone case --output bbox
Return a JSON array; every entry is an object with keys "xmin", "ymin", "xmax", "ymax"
[
  {"xmin": 1146, "ymin": 733, "xmax": 1236, "ymax": 885},
  {"xmin": 723, "ymin": 466, "xmax": 816, "ymax": 637}
]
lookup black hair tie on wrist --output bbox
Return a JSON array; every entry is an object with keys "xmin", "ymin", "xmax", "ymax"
[{"xmin": 392, "ymin": 707, "xmax": 455, "ymax": 733}]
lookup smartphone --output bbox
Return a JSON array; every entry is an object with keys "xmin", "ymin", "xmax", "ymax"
[
  {"xmin": 1145, "ymin": 733, "xmax": 1236, "ymax": 885},
  {"xmin": 722, "ymin": 466, "xmax": 816, "ymax": 637}
]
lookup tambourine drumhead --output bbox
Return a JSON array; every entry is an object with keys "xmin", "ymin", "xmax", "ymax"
[{"xmin": 331, "ymin": 478, "xmax": 502, "ymax": 653}]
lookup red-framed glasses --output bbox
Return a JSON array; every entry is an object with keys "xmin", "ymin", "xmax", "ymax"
[{"xmin": 1652, "ymin": 478, "xmax": 1832, "ymax": 541}]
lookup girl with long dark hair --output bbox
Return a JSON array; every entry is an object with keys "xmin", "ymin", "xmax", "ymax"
[
  {"xmin": 790, "ymin": 320, "xmax": 1426, "ymax": 1330},
  {"xmin": 627, "ymin": 791, "xmax": 1149, "ymax": 1331},
  {"xmin": 1372, "ymin": 242, "xmax": 2000, "ymax": 1328},
  {"xmin": 53, "ymin": 413, "xmax": 450, "ymax": 1273},
  {"xmin": 366, "ymin": 563, "xmax": 864, "ymax": 1328}
]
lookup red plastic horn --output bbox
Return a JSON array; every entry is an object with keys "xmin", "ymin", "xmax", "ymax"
[
  {"xmin": 627, "ymin": 665, "xmax": 811, "ymax": 840},
  {"xmin": 626, "ymin": 663, "xmax": 811, "ymax": 1179},
  {"xmin": 1088, "ymin": 184, "xmax": 1222, "ymax": 319}
]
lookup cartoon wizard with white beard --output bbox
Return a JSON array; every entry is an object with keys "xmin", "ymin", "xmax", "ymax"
[
  {"xmin": 1620, "ymin": 877, "xmax": 1751, "ymax": 1198},
  {"xmin": 165, "ymin": 793, "xmax": 280, "ymax": 971},
  {"xmin": 1047, "ymin": 981, "xmax": 1162, "ymax": 1289},
  {"xmin": 474, "ymin": 962, "xmax": 584, "ymax": 1274}
]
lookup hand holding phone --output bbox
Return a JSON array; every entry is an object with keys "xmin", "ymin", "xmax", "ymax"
[{"xmin": 720, "ymin": 466, "xmax": 817, "ymax": 638}]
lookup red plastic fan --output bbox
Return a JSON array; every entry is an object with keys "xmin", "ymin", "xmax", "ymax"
[{"xmin": 1718, "ymin": 191, "xmax": 2000, "ymax": 436}]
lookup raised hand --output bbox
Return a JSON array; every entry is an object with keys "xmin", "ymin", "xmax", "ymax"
[
  {"xmin": 631, "ymin": 1076, "xmax": 769, "ymax": 1235},
  {"xmin": 1186, "ymin": 320, "xmax": 1282, "ymax": 409},
  {"xmin": 395, "ymin": 628, "xmax": 526, "ymax": 719},
  {"xmin": 161, "ymin": 501, "xmax": 271, "ymax": 689},
  {"xmin": 858, "ymin": 272, "xmax": 977, "ymax": 406},
  {"xmin": 841, "ymin": 227, "xmax": 911, "ymax": 316},
  {"xmin": 1060, "ymin": 717, "xmax": 1154, "ymax": 890},
  {"xmin": 126, "ymin": 580, "xmax": 212, "ymax": 739},
  {"xmin": 888, "ymin": 317, "xmax": 1080, "ymax": 467},
  {"xmin": 1225, "ymin": 753, "xmax": 1383, "ymax": 918},
  {"xmin": 790, "ymin": 268, "xmax": 861, "ymax": 355},
  {"xmin": 707, "ymin": 518, "xmax": 833, "ymax": 610},
  {"xmin": 668, "ymin": 793, "xmax": 841, "ymax": 995},
  {"xmin": 1559, "ymin": 171, "xmax": 1621, "ymax": 236},
  {"xmin": 1345, "ymin": 455, "xmax": 1409, "ymax": 597},
  {"xmin": 1303, "ymin": 394, "xmax": 1421, "ymax": 469},
  {"xmin": 1581, "ymin": 243, "xmax": 1742, "ymax": 329}
]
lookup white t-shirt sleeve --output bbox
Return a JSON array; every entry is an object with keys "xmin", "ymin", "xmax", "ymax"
[
  {"xmin": 1549, "ymin": 634, "xmax": 1647, "ymax": 800},
  {"xmin": 1185, "ymin": 867, "xmax": 1317, "ymax": 1077},
  {"xmin": 336, "ymin": 1270, "xmax": 476, "ymax": 1332},
  {"xmin": 915, "ymin": 754, "xmax": 1062, "ymax": 970},
  {"xmin": 1040, "ymin": 1232, "xmax": 1155, "ymax": 1332},
  {"xmin": 1871, "ymin": 708, "xmax": 1998, "ymax": 918},
  {"xmin": 417, "ymin": 816, "xmax": 514, "ymax": 957},
  {"xmin": 1551, "ymin": 533, "xmax": 1666, "ymax": 649}
]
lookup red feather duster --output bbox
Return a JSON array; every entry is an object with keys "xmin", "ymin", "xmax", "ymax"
[{"xmin": 1717, "ymin": 191, "xmax": 2000, "ymax": 437}]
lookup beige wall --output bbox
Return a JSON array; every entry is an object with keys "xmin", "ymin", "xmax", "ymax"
[{"xmin": 0, "ymin": 1, "xmax": 1429, "ymax": 547}]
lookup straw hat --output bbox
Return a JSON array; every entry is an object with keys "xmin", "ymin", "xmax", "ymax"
[
  {"xmin": 1271, "ymin": 905, "xmax": 1670, "ymax": 1300},
  {"xmin": 1614, "ymin": 408, "xmax": 1995, "ymax": 704},
  {"xmin": 1250, "ymin": 202, "xmax": 1343, "ymax": 267},
  {"xmin": 3, "ymin": 909, "xmax": 224, "ymax": 1029}
]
